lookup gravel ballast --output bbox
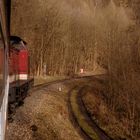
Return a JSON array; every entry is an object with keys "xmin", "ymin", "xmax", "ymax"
[{"xmin": 7, "ymin": 81, "xmax": 83, "ymax": 140}]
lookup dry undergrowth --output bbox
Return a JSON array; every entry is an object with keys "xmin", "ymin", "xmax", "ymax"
[{"xmin": 82, "ymin": 87, "xmax": 140, "ymax": 140}]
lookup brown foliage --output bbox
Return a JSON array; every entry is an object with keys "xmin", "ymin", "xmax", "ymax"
[{"xmin": 11, "ymin": 0, "xmax": 140, "ymax": 138}]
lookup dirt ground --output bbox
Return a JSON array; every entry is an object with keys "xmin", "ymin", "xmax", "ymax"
[{"xmin": 7, "ymin": 80, "xmax": 84, "ymax": 140}]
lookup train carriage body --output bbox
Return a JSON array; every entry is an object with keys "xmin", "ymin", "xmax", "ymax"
[
  {"xmin": 0, "ymin": 0, "xmax": 10, "ymax": 139},
  {"xmin": 0, "ymin": 40, "xmax": 8, "ymax": 140}
]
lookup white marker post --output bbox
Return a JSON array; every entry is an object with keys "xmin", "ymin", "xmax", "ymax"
[
  {"xmin": 80, "ymin": 69, "xmax": 84, "ymax": 74},
  {"xmin": 58, "ymin": 87, "xmax": 62, "ymax": 92}
]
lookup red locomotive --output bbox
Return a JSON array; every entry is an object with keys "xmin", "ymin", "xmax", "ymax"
[{"xmin": 9, "ymin": 36, "xmax": 34, "ymax": 110}]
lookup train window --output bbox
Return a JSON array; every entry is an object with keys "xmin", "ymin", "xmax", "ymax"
[{"xmin": 0, "ymin": 31, "xmax": 4, "ymax": 95}]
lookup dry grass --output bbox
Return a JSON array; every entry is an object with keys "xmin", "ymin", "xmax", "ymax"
[
  {"xmin": 33, "ymin": 76, "xmax": 67, "ymax": 86},
  {"xmin": 82, "ymin": 86, "xmax": 140, "ymax": 140}
]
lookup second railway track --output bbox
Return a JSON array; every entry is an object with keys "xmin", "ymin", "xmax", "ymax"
[{"xmin": 69, "ymin": 85, "xmax": 113, "ymax": 140}]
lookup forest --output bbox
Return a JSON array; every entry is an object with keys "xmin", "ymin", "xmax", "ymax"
[{"xmin": 11, "ymin": 0, "xmax": 140, "ymax": 139}]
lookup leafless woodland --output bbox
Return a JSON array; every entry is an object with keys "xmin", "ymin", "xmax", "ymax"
[{"xmin": 11, "ymin": 0, "xmax": 140, "ymax": 139}]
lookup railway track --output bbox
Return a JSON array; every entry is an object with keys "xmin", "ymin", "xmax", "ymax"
[
  {"xmin": 69, "ymin": 85, "xmax": 113, "ymax": 140},
  {"xmin": 9, "ymin": 75, "xmax": 111, "ymax": 140},
  {"xmin": 27, "ymin": 75, "xmax": 112, "ymax": 140},
  {"xmin": 32, "ymin": 74, "xmax": 106, "ymax": 91}
]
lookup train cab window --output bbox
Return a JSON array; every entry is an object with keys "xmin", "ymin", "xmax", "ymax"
[{"xmin": 0, "ymin": 32, "xmax": 4, "ymax": 94}]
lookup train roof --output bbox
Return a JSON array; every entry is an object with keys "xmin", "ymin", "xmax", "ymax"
[
  {"xmin": 10, "ymin": 36, "xmax": 27, "ymax": 45},
  {"xmin": 10, "ymin": 36, "xmax": 27, "ymax": 51}
]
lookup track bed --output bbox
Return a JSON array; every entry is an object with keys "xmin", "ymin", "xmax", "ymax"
[{"xmin": 7, "ymin": 76, "xmax": 111, "ymax": 140}]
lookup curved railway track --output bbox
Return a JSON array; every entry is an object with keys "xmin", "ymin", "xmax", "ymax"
[
  {"xmin": 29, "ymin": 75, "xmax": 112, "ymax": 140},
  {"xmin": 69, "ymin": 85, "xmax": 113, "ymax": 140}
]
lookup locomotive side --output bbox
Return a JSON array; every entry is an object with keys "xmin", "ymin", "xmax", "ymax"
[{"xmin": 8, "ymin": 36, "xmax": 34, "ymax": 111}]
